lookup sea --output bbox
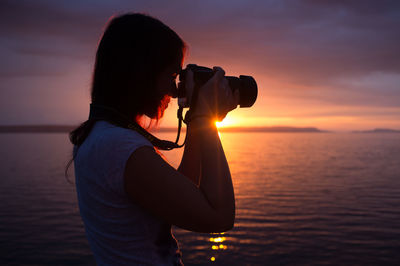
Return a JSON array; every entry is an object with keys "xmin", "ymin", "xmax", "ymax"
[{"xmin": 0, "ymin": 132, "xmax": 400, "ymax": 265}]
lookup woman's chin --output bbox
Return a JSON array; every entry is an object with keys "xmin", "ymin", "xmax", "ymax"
[
  {"xmin": 144, "ymin": 107, "xmax": 167, "ymax": 120},
  {"xmin": 144, "ymin": 95, "xmax": 170, "ymax": 120},
  {"xmin": 157, "ymin": 106, "xmax": 168, "ymax": 119}
]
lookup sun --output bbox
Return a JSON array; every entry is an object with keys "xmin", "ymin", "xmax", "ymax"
[{"xmin": 215, "ymin": 116, "xmax": 237, "ymax": 128}]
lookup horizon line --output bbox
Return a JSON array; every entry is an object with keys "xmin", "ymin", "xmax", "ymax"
[
  {"xmin": 0, "ymin": 124, "xmax": 399, "ymax": 133},
  {"xmin": 0, "ymin": 124, "xmax": 325, "ymax": 133}
]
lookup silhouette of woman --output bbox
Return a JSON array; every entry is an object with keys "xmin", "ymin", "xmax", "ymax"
[{"xmin": 67, "ymin": 13, "xmax": 237, "ymax": 265}]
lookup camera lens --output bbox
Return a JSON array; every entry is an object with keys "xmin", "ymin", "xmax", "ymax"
[
  {"xmin": 239, "ymin": 75, "xmax": 258, "ymax": 107},
  {"xmin": 226, "ymin": 75, "xmax": 258, "ymax": 108}
]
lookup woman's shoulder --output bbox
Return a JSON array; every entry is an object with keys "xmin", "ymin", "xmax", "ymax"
[
  {"xmin": 88, "ymin": 120, "xmax": 154, "ymax": 152},
  {"xmin": 96, "ymin": 121, "xmax": 149, "ymax": 141}
]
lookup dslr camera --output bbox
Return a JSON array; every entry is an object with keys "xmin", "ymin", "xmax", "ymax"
[{"xmin": 172, "ymin": 64, "xmax": 258, "ymax": 109}]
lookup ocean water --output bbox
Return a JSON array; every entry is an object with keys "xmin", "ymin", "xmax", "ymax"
[{"xmin": 1, "ymin": 132, "xmax": 400, "ymax": 265}]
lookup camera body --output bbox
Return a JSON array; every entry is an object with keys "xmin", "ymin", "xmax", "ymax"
[{"xmin": 173, "ymin": 64, "xmax": 257, "ymax": 108}]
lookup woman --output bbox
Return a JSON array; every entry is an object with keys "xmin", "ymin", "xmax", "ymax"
[{"xmin": 68, "ymin": 13, "xmax": 237, "ymax": 265}]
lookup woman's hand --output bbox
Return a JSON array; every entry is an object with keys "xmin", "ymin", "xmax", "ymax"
[{"xmin": 187, "ymin": 67, "xmax": 240, "ymax": 121}]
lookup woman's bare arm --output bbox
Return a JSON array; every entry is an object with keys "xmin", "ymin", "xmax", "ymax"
[
  {"xmin": 123, "ymin": 132, "xmax": 234, "ymax": 233},
  {"xmin": 124, "ymin": 67, "xmax": 237, "ymax": 233},
  {"xmin": 177, "ymin": 118, "xmax": 235, "ymax": 226}
]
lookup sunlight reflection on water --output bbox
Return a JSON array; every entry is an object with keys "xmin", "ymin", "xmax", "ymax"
[{"xmin": 159, "ymin": 131, "xmax": 400, "ymax": 265}]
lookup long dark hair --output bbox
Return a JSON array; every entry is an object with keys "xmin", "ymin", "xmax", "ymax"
[{"xmin": 65, "ymin": 13, "xmax": 186, "ymax": 181}]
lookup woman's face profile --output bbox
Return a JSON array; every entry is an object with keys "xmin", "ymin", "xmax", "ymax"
[
  {"xmin": 156, "ymin": 62, "xmax": 182, "ymax": 97},
  {"xmin": 145, "ymin": 62, "xmax": 182, "ymax": 119}
]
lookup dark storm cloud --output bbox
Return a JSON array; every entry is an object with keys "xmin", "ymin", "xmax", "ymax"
[{"xmin": 1, "ymin": 0, "xmax": 399, "ymax": 79}]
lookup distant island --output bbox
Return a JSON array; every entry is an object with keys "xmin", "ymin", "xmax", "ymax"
[
  {"xmin": 0, "ymin": 125, "xmax": 326, "ymax": 133},
  {"xmin": 352, "ymin": 128, "xmax": 400, "ymax": 133},
  {"xmin": 217, "ymin": 126, "xmax": 325, "ymax": 133}
]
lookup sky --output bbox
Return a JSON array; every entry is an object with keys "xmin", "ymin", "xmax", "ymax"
[{"xmin": 0, "ymin": 0, "xmax": 399, "ymax": 131}]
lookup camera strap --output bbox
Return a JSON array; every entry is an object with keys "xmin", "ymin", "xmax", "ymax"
[{"xmin": 88, "ymin": 103, "xmax": 185, "ymax": 150}]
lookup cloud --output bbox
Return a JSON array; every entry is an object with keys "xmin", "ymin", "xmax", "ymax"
[
  {"xmin": 2, "ymin": 0, "xmax": 399, "ymax": 80},
  {"xmin": 0, "ymin": 0, "xmax": 399, "ymax": 126},
  {"xmin": 0, "ymin": 0, "xmax": 104, "ymax": 41}
]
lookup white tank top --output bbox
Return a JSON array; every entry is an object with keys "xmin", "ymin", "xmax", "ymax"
[{"xmin": 74, "ymin": 121, "xmax": 183, "ymax": 265}]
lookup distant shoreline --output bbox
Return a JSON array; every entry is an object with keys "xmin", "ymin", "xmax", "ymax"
[
  {"xmin": 352, "ymin": 128, "xmax": 400, "ymax": 133},
  {"xmin": 218, "ymin": 126, "xmax": 327, "ymax": 133},
  {"xmin": 0, "ymin": 125, "xmax": 328, "ymax": 133}
]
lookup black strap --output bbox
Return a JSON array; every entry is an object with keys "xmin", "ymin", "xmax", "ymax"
[{"xmin": 88, "ymin": 104, "xmax": 185, "ymax": 150}]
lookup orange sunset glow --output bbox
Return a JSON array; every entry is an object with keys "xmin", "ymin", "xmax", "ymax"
[{"xmin": 215, "ymin": 116, "xmax": 237, "ymax": 128}]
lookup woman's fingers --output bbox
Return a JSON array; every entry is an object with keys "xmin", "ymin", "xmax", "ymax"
[
  {"xmin": 192, "ymin": 66, "xmax": 239, "ymax": 119},
  {"xmin": 221, "ymin": 79, "xmax": 239, "ymax": 113},
  {"xmin": 211, "ymin": 67, "xmax": 225, "ymax": 85},
  {"xmin": 225, "ymin": 90, "xmax": 238, "ymax": 114},
  {"xmin": 212, "ymin": 68, "xmax": 239, "ymax": 117}
]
